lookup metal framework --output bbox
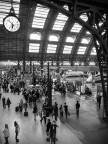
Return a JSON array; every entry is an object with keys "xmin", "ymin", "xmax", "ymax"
[{"xmin": 0, "ymin": 0, "xmax": 108, "ymax": 116}]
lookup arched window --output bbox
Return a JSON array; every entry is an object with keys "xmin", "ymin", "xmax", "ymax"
[
  {"xmin": 48, "ymin": 35, "xmax": 59, "ymax": 41},
  {"xmin": 81, "ymin": 38, "xmax": 90, "ymax": 44},
  {"xmin": 66, "ymin": 36, "xmax": 76, "ymax": 43},
  {"xmin": 30, "ymin": 33, "xmax": 41, "ymax": 40}
]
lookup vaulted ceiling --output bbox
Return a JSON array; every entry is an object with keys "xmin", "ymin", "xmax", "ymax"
[{"xmin": 0, "ymin": 0, "xmax": 108, "ymax": 66}]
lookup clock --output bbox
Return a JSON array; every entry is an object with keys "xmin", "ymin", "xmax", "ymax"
[{"xmin": 3, "ymin": 15, "xmax": 20, "ymax": 32}]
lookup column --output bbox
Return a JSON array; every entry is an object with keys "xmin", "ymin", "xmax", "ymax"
[
  {"xmin": 47, "ymin": 62, "xmax": 52, "ymax": 107},
  {"xmin": 40, "ymin": 60, "xmax": 43, "ymax": 77},
  {"xmin": 30, "ymin": 60, "xmax": 32, "ymax": 73},
  {"xmin": 23, "ymin": 59, "xmax": 26, "ymax": 72}
]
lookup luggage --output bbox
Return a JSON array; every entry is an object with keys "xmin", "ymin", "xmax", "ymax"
[
  {"xmin": 60, "ymin": 117, "xmax": 65, "ymax": 123},
  {"xmin": 15, "ymin": 106, "xmax": 19, "ymax": 112},
  {"xmin": 67, "ymin": 111, "xmax": 70, "ymax": 116},
  {"xmin": 17, "ymin": 139, "xmax": 19, "ymax": 142},
  {"xmin": 46, "ymin": 137, "xmax": 50, "ymax": 142},
  {"xmin": 24, "ymin": 111, "xmax": 28, "ymax": 116},
  {"xmin": 46, "ymin": 111, "xmax": 49, "ymax": 117}
]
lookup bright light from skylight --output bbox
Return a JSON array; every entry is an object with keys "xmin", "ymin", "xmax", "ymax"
[
  {"xmin": 81, "ymin": 38, "xmax": 90, "ymax": 44},
  {"xmin": 0, "ymin": 0, "xmax": 20, "ymax": 24},
  {"xmin": 47, "ymin": 44, "xmax": 57, "ymax": 53},
  {"xmin": 90, "ymin": 47, "xmax": 96, "ymax": 55},
  {"xmin": 63, "ymin": 45, "xmax": 73, "ymax": 54},
  {"xmin": 49, "ymin": 35, "xmax": 59, "ymax": 41},
  {"xmin": 30, "ymin": 33, "xmax": 41, "ymax": 40},
  {"xmin": 96, "ymin": 40, "xmax": 99, "ymax": 45},
  {"xmin": 86, "ymin": 31, "xmax": 91, "ymax": 34},
  {"xmin": 63, "ymin": 5, "xmax": 69, "ymax": 10},
  {"xmin": 52, "ymin": 13, "xmax": 68, "ymax": 31},
  {"xmin": 77, "ymin": 46, "xmax": 87, "ymax": 54},
  {"xmin": 66, "ymin": 36, "xmax": 76, "ymax": 43},
  {"xmin": 79, "ymin": 13, "xmax": 88, "ymax": 22},
  {"xmin": 63, "ymin": 61, "xmax": 70, "ymax": 65},
  {"xmin": 32, "ymin": 4, "xmax": 49, "ymax": 28},
  {"xmin": 71, "ymin": 23, "xmax": 82, "ymax": 32},
  {"xmin": 74, "ymin": 62, "xmax": 79, "ymax": 65},
  {"xmin": 89, "ymin": 62, "xmax": 95, "ymax": 65},
  {"xmin": 29, "ymin": 43, "xmax": 40, "ymax": 53}
]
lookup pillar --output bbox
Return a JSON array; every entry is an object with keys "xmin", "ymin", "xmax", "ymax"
[
  {"xmin": 23, "ymin": 59, "xmax": 26, "ymax": 72},
  {"xmin": 17, "ymin": 60, "xmax": 20, "ymax": 69},
  {"xmin": 47, "ymin": 62, "xmax": 52, "ymax": 107},
  {"xmin": 40, "ymin": 60, "xmax": 43, "ymax": 77},
  {"xmin": 30, "ymin": 60, "xmax": 32, "ymax": 73}
]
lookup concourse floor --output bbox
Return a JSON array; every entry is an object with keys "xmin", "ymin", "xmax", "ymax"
[{"xmin": 0, "ymin": 89, "xmax": 108, "ymax": 144}]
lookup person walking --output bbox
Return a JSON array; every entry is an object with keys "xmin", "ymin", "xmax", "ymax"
[
  {"xmin": 0, "ymin": 92, "xmax": 2, "ymax": 100},
  {"xmin": 2, "ymin": 96, "xmax": 6, "ymax": 108},
  {"xmin": 3, "ymin": 124, "xmax": 9, "ymax": 144},
  {"xmin": 46, "ymin": 119, "xmax": 51, "ymax": 136},
  {"xmin": 76, "ymin": 101, "xmax": 80, "ymax": 118},
  {"xmin": 64, "ymin": 103, "xmax": 68, "ymax": 119},
  {"xmin": 59, "ymin": 105, "xmax": 64, "ymax": 118},
  {"xmin": 33, "ymin": 103, "xmax": 38, "ymax": 121},
  {"xmin": 14, "ymin": 121, "xmax": 20, "ymax": 143},
  {"xmin": 6, "ymin": 98, "xmax": 11, "ymax": 110},
  {"xmin": 49, "ymin": 121, "xmax": 59, "ymax": 143},
  {"xmin": 40, "ymin": 109, "xmax": 47, "ymax": 124}
]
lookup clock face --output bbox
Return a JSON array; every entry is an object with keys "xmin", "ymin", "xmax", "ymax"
[{"xmin": 3, "ymin": 15, "xmax": 20, "ymax": 32}]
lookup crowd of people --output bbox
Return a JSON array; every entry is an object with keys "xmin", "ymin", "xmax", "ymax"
[{"xmin": 0, "ymin": 75, "xmax": 81, "ymax": 144}]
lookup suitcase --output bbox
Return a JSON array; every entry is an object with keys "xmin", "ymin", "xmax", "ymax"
[
  {"xmin": 24, "ymin": 111, "xmax": 28, "ymax": 116},
  {"xmin": 15, "ymin": 106, "xmax": 19, "ymax": 112},
  {"xmin": 46, "ymin": 137, "xmax": 50, "ymax": 142}
]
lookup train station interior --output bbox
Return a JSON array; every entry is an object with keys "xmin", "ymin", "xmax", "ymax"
[{"xmin": 0, "ymin": 0, "xmax": 108, "ymax": 144}]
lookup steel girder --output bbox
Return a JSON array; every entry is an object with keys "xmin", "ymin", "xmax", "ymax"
[{"xmin": 32, "ymin": 0, "xmax": 108, "ymax": 117}]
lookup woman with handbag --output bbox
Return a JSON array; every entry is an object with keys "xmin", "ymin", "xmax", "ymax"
[
  {"xmin": 14, "ymin": 121, "xmax": 20, "ymax": 143},
  {"xmin": 3, "ymin": 124, "xmax": 9, "ymax": 144}
]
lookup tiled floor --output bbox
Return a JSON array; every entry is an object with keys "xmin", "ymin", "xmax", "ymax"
[{"xmin": 0, "ymin": 88, "xmax": 108, "ymax": 144}]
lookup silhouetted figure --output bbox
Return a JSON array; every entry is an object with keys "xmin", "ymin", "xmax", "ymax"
[
  {"xmin": 2, "ymin": 97, "xmax": 6, "ymax": 108},
  {"xmin": 76, "ymin": 101, "xmax": 80, "ymax": 118},
  {"xmin": 64, "ymin": 103, "xmax": 68, "ymax": 118},
  {"xmin": 7, "ymin": 98, "xmax": 11, "ymax": 110},
  {"xmin": 14, "ymin": 121, "xmax": 20, "ymax": 143}
]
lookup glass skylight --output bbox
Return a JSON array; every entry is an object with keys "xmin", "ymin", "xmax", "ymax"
[
  {"xmin": 0, "ymin": 0, "xmax": 20, "ymax": 24},
  {"xmin": 77, "ymin": 46, "xmax": 87, "ymax": 54},
  {"xmin": 71, "ymin": 23, "xmax": 82, "ymax": 33},
  {"xmin": 79, "ymin": 13, "xmax": 88, "ymax": 22},
  {"xmin": 63, "ymin": 5, "xmax": 69, "ymax": 10},
  {"xmin": 30, "ymin": 33, "xmax": 41, "ymax": 40},
  {"xmin": 63, "ymin": 45, "xmax": 73, "ymax": 54},
  {"xmin": 81, "ymin": 38, "xmax": 90, "ymax": 44},
  {"xmin": 32, "ymin": 4, "xmax": 49, "ymax": 28},
  {"xmin": 52, "ymin": 13, "xmax": 68, "ymax": 31},
  {"xmin": 66, "ymin": 36, "xmax": 76, "ymax": 43},
  {"xmin": 90, "ymin": 47, "xmax": 96, "ymax": 55},
  {"xmin": 47, "ymin": 44, "xmax": 57, "ymax": 53},
  {"xmin": 96, "ymin": 40, "xmax": 99, "ymax": 45},
  {"xmin": 29, "ymin": 43, "xmax": 40, "ymax": 53},
  {"xmin": 86, "ymin": 31, "xmax": 91, "ymax": 34},
  {"xmin": 49, "ymin": 35, "xmax": 59, "ymax": 41}
]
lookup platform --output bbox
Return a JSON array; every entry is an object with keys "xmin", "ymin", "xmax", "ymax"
[{"xmin": 0, "ymin": 89, "xmax": 108, "ymax": 144}]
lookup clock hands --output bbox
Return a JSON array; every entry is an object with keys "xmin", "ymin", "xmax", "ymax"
[{"xmin": 8, "ymin": 20, "xmax": 14, "ymax": 29}]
